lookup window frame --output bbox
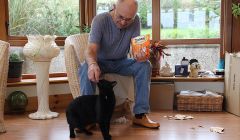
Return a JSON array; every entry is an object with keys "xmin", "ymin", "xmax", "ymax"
[
  {"xmin": 0, "ymin": 0, "xmax": 96, "ymax": 79},
  {"xmin": 0, "ymin": 0, "xmax": 233, "ymax": 79},
  {"xmin": 4, "ymin": 0, "xmax": 65, "ymax": 46},
  {"xmin": 4, "ymin": 0, "xmax": 96, "ymax": 46},
  {"xmin": 2, "ymin": 0, "xmax": 226, "ymax": 50},
  {"xmin": 152, "ymin": 0, "xmax": 224, "ymax": 58}
]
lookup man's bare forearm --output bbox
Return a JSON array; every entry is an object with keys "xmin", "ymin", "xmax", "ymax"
[{"xmin": 85, "ymin": 43, "xmax": 98, "ymax": 66}]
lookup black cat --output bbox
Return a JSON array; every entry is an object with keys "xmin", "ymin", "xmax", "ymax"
[{"xmin": 66, "ymin": 79, "xmax": 116, "ymax": 140}]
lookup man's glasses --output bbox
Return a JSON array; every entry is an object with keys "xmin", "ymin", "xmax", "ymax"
[{"xmin": 115, "ymin": 11, "xmax": 135, "ymax": 23}]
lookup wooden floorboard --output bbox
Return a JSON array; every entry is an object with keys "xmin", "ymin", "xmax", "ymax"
[{"xmin": 0, "ymin": 109, "xmax": 240, "ymax": 140}]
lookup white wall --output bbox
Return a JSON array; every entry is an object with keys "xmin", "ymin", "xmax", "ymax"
[
  {"xmin": 6, "ymin": 82, "xmax": 224, "ymax": 97},
  {"xmin": 175, "ymin": 82, "xmax": 224, "ymax": 94},
  {"xmin": 7, "ymin": 83, "xmax": 71, "ymax": 97}
]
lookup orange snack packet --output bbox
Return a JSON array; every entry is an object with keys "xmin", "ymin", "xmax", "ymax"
[{"xmin": 131, "ymin": 34, "xmax": 151, "ymax": 58}]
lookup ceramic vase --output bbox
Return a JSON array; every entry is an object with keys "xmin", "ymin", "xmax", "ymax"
[{"xmin": 23, "ymin": 35, "xmax": 60, "ymax": 120}]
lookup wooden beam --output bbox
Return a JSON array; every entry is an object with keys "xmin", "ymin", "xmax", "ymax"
[
  {"xmin": 0, "ymin": 0, "xmax": 7, "ymax": 41},
  {"xmin": 152, "ymin": 0, "xmax": 160, "ymax": 40},
  {"xmin": 222, "ymin": 0, "xmax": 233, "ymax": 55},
  {"xmin": 232, "ymin": 0, "xmax": 240, "ymax": 52},
  {"xmin": 161, "ymin": 38, "xmax": 221, "ymax": 45}
]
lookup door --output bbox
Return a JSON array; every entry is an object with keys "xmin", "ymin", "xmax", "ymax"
[{"xmin": 228, "ymin": 55, "xmax": 240, "ymax": 116}]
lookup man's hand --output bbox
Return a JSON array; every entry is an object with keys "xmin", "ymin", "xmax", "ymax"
[
  {"xmin": 88, "ymin": 63, "xmax": 101, "ymax": 83},
  {"xmin": 133, "ymin": 49, "xmax": 148, "ymax": 62}
]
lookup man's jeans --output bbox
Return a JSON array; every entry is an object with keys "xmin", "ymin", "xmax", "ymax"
[{"xmin": 78, "ymin": 58, "xmax": 151, "ymax": 114}]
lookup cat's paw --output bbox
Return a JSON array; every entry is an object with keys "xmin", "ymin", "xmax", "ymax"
[
  {"xmin": 84, "ymin": 130, "xmax": 93, "ymax": 135},
  {"xmin": 75, "ymin": 129, "xmax": 83, "ymax": 133},
  {"xmin": 104, "ymin": 134, "xmax": 112, "ymax": 140},
  {"xmin": 70, "ymin": 134, "xmax": 76, "ymax": 138}
]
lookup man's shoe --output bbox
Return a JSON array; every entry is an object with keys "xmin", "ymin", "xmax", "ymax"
[{"xmin": 132, "ymin": 114, "xmax": 160, "ymax": 129}]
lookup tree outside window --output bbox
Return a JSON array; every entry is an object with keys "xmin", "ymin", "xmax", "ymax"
[
  {"xmin": 160, "ymin": 0, "xmax": 221, "ymax": 39},
  {"xmin": 8, "ymin": 0, "xmax": 80, "ymax": 36}
]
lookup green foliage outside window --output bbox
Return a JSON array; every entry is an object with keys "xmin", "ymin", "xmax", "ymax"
[
  {"xmin": 138, "ymin": 0, "xmax": 150, "ymax": 28},
  {"xmin": 9, "ymin": 0, "xmax": 221, "ymax": 38},
  {"xmin": 232, "ymin": 3, "xmax": 240, "ymax": 18},
  {"xmin": 9, "ymin": 0, "xmax": 80, "ymax": 36}
]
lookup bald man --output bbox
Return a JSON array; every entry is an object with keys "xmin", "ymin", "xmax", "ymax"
[{"xmin": 79, "ymin": 0, "xmax": 160, "ymax": 129}]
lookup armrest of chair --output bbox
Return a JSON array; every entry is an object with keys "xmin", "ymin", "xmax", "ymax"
[
  {"xmin": 0, "ymin": 41, "xmax": 9, "ymax": 132},
  {"xmin": 64, "ymin": 44, "xmax": 81, "ymax": 98}
]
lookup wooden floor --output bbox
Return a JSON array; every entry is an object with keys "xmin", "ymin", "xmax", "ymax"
[{"xmin": 0, "ymin": 109, "xmax": 240, "ymax": 140}]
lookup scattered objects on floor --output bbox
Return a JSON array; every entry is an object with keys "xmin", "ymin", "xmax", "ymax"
[
  {"xmin": 112, "ymin": 116, "xmax": 129, "ymax": 124},
  {"xmin": 190, "ymin": 125, "xmax": 204, "ymax": 130},
  {"xmin": 164, "ymin": 114, "xmax": 194, "ymax": 120},
  {"xmin": 210, "ymin": 127, "xmax": 224, "ymax": 134}
]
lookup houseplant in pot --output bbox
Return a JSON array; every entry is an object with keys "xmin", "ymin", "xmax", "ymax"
[
  {"xmin": 149, "ymin": 41, "xmax": 171, "ymax": 77},
  {"xmin": 7, "ymin": 52, "xmax": 24, "ymax": 83}
]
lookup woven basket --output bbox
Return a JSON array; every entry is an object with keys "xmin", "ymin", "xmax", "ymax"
[{"xmin": 177, "ymin": 95, "xmax": 223, "ymax": 111}]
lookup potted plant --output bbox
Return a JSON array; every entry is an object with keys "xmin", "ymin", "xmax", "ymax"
[
  {"xmin": 149, "ymin": 41, "xmax": 171, "ymax": 77},
  {"xmin": 232, "ymin": 2, "xmax": 240, "ymax": 18},
  {"xmin": 7, "ymin": 52, "xmax": 24, "ymax": 83},
  {"xmin": 79, "ymin": 24, "xmax": 91, "ymax": 33}
]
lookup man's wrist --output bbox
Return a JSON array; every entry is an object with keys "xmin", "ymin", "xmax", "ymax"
[{"xmin": 88, "ymin": 62, "xmax": 97, "ymax": 67}]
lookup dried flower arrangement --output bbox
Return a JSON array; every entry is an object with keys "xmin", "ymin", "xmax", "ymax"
[{"xmin": 149, "ymin": 41, "xmax": 171, "ymax": 76}]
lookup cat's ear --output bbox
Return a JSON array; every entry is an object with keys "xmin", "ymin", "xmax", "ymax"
[{"xmin": 111, "ymin": 81, "xmax": 117, "ymax": 87}]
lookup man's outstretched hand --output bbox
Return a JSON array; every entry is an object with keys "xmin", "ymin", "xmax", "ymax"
[{"xmin": 88, "ymin": 63, "xmax": 101, "ymax": 83}]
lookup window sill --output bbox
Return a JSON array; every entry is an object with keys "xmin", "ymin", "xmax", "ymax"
[
  {"xmin": 7, "ymin": 76, "xmax": 224, "ymax": 87},
  {"xmin": 7, "ymin": 77, "xmax": 68, "ymax": 87}
]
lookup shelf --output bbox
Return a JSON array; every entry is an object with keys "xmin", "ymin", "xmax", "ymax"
[
  {"xmin": 7, "ymin": 76, "xmax": 224, "ymax": 87},
  {"xmin": 7, "ymin": 77, "xmax": 68, "ymax": 87},
  {"xmin": 151, "ymin": 76, "xmax": 224, "ymax": 82}
]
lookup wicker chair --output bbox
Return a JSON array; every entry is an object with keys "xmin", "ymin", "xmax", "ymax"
[
  {"xmin": 64, "ymin": 33, "xmax": 135, "ymax": 107},
  {"xmin": 0, "ymin": 40, "xmax": 9, "ymax": 132}
]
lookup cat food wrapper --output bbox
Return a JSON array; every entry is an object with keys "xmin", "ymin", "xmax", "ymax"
[{"xmin": 131, "ymin": 34, "xmax": 151, "ymax": 58}]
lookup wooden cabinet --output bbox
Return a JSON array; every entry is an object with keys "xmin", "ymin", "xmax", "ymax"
[
  {"xmin": 225, "ymin": 52, "xmax": 240, "ymax": 116},
  {"xmin": 150, "ymin": 82, "xmax": 174, "ymax": 110}
]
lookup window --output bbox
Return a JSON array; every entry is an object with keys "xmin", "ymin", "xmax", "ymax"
[
  {"xmin": 96, "ymin": 0, "xmax": 152, "ymax": 36},
  {"xmin": 95, "ymin": 0, "xmax": 222, "ymax": 71},
  {"xmin": 157, "ymin": 0, "xmax": 222, "ymax": 71},
  {"xmin": 7, "ymin": 0, "xmax": 80, "ymax": 75},
  {"xmin": 161, "ymin": 44, "xmax": 220, "ymax": 71},
  {"xmin": 96, "ymin": 0, "xmax": 115, "ymax": 14},
  {"xmin": 138, "ymin": 0, "xmax": 152, "ymax": 35},
  {"xmin": 160, "ymin": 0, "xmax": 221, "ymax": 39},
  {"xmin": 8, "ymin": 0, "xmax": 80, "ymax": 36},
  {"xmin": 1, "ymin": 0, "xmax": 225, "ymax": 75}
]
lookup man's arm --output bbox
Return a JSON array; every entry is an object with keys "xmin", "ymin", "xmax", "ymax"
[
  {"xmin": 85, "ymin": 13, "xmax": 104, "ymax": 82},
  {"xmin": 85, "ymin": 43, "xmax": 101, "ymax": 83}
]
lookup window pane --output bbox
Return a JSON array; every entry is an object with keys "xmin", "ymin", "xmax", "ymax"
[
  {"xmin": 96, "ymin": 0, "xmax": 152, "ymax": 36},
  {"xmin": 9, "ymin": 47, "xmax": 66, "ymax": 74},
  {"xmin": 8, "ymin": 0, "xmax": 80, "ymax": 36},
  {"xmin": 23, "ymin": 49, "xmax": 66, "ymax": 74},
  {"xmin": 161, "ymin": 44, "xmax": 220, "ymax": 71},
  {"xmin": 96, "ymin": 0, "xmax": 115, "ymax": 14},
  {"xmin": 138, "ymin": 0, "xmax": 152, "ymax": 35},
  {"xmin": 160, "ymin": 0, "xmax": 221, "ymax": 39}
]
